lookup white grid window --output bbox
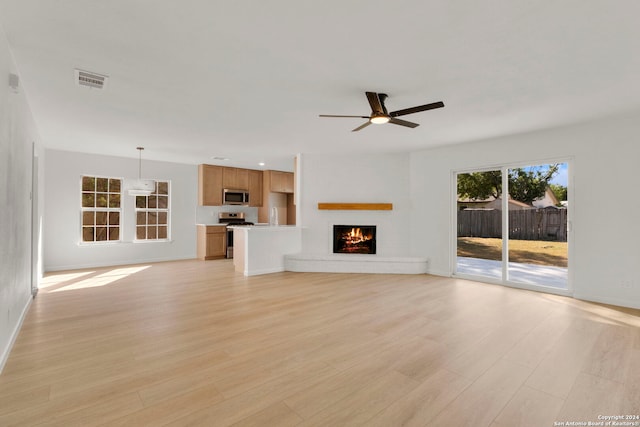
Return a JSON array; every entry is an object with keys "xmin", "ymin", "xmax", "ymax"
[
  {"xmin": 81, "ymin": 176, "xmax": 122, "ymax": 242},
  {"xmin": 135, "ymin": 181, "xmax": 170, "ymax": 240}
]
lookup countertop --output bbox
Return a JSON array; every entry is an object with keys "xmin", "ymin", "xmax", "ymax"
[{"xmin": 227, "ymin": 225, "xmax": 299, "ymax": 230}]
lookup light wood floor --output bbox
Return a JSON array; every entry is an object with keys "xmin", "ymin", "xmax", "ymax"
[{"xmin": 1, "ymin": 259, "xmax": 639, "ymax": 426}]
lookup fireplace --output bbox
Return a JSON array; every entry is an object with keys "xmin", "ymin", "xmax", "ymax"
[{"xmin": 333, "ymin": 225, "xmax": 376, "ymax": 254}]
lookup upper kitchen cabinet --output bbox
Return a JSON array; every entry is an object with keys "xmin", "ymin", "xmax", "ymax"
[
  {"xmin": 199, "ymin": 164, "xmax": 263, "ymax": 206},
  {"xmin": 198, "ymin": 164, "xmax": 223, "ymax": 206},
  {"xmin": 248, "ymin": 169, "xmax": 263, "ymax": 207},
  {"xmin": 223, "ymin": 167, "xmax": 249, "ymax": 190},
  {"xmin": 268, "ymin": 170, "xmax": 294, "ymax": 193}
]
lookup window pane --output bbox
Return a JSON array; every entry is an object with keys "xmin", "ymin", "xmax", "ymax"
[
  {"xmin": 96, "ymin": 193, "xmax": 108, "ymax": 208},
  {"xmin": 95, "ymin": 211, "xmax": 107, "ymax": 225},
  {"xmin": 148, "ymin": 212, "xmax": 157, "ymax": 225},
  {"xmin": 96, "ymin": 178, "xmax": 109, "ymax": 192},
  {"xmin": 82, "ymin": 211, "xmax": 94, "ymax": 226},
  {"xmin": 136, "ymin": 211, "xmax": 146, "ymax": 225},
  {"xmin": 136, "ymin": 226, "xmax": 146, "ymax": 240},
  {"xmin": 82, "ymin": 193, "xmax": 95, "ymax": 208},
  {"xmin": 148, "ymin": 226, "xmax": 157, "ymax": 239},
  {"xmin": 158, "ymin": 212, "xmax": 167, "ymax": 224},
  {"xmin": 96, "ymin": 227, "xmax": 108, "ymax": 241},
  {"xmin": 109, "ymin": 212, "xmax": 120, "ymax": 225},
  {"xmin": 82, "ymin": 176, "xmax": 95, "ymax": 192},
  {"xmin": 157, "ymin": 181, "xmax": 168, "ymax": 195},
  {"xmin": 108, "ymin": 227, "xmax": 120, "ymax": 241},
  {"xmin": 158, "ymin": 226, "xmax": 167, "ymax": 239},
  {"xmin": 506, "ymin": 163, "xmax": 568, "ymax": 289},
  {"xmin": 82, "ymin": 227, "xmax": 94, "ymax": 242},
  {"xmin": 148, "ymin": 196, "xmax": 157, "ymax": 209},
  {"xmin": 136, "ymin": 196, "xmax": 147, "ymax": 209},
  {"xmin": 456, "ymin": 169, "xmax": 503, "ymax": 280},
  {"xmin": 109, "ymin": 179, "xmax": 121, "ymax": 192},
  {"xmin": 109, "ymin": 194, "xmax": 120, "ymax": 208},
  {"xmin": 157, "ymin": 196, "xmax": 168, "ymax": 209}
]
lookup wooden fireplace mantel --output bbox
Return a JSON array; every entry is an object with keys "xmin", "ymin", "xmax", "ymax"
[{"xmin": 317, "ymin": 203, "xmax": 393, "ymax": 211}]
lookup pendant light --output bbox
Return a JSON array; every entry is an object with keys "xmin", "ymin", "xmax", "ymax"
[{"xmin": 127, "ymin": 147, "xmax": 155, "ymax": 196}]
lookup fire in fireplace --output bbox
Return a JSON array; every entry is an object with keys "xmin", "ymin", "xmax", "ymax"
[{"xmin": 333, "ymin": 225, "xmax": 376, "ymax": 254}]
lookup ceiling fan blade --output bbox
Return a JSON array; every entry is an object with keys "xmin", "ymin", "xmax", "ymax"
[
  {"xmin": 365, "ymin": 92, "xmax": 384, "ymax": 114},
  {"xmin": 378, "ymin": 93, "xmax": 389, "ymax": 114},
  {"xmin": 389, "ymin": 117, "xmax": 419, "ymax": 128},
  {"xmin": 390, "ymin": 101, "xmax": 445, "ymax": 117},
  {"xmin": 352, "ymin": 121, "xmax": 372, "ymax": 132},
  {"xmin": 319, "ymin": 114, "xmax": 369, "ymax": 118}
]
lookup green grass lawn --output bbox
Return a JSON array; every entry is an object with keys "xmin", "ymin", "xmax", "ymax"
[{"xmin": 457, "ymin": 237, "xmax": 568, "ymax": 267}]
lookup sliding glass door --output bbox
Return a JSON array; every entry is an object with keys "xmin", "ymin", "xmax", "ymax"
[
  {"xmin": 506, "ymin": 163, "xmax": 568, "ymax": 289},
  {"xmin": 455, "ymin": 162, "xmax": 570, "ymax": 292},
  {"xmin": 456, "ymin": 169, "xmax": 503, "ymax": 281}
]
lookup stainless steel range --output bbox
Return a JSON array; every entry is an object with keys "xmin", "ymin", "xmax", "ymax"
[{"xmin": 218, "ymin": 212, "xmax": 254, "ymax": 258}]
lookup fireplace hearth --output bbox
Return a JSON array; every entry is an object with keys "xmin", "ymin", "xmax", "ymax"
[{"xmin": 333, "ymin": 225, "xmax": 376, "ymax": 254}]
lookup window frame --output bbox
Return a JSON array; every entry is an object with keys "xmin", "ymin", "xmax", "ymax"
[
  {"xmin": 80, "ymin": 175, "xmax": 123, "ymax": 244},
  {"xmin": 451, "ymin": 157, "xmax": 573, "ymax": 297}
]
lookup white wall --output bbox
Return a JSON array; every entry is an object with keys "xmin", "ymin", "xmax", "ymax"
[
  {"xmin": 410, "ymin": 110, "xmax": 640, "ymax": 308},
  {"xmin": 0, "ymin": 25, "xmax": 43, "ymax": 371},
  {"xmin": 44, "ymin": 149, "xmax": 197, "ymax": 271},
  {"xmin": 298, "ymin": 152, "xmax": 411, "ymax": 256}
]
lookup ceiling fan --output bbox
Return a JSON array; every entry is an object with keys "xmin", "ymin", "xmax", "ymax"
[{"xmin": 320, "ymin": 91, "xmax": 445, "ymax": 132}]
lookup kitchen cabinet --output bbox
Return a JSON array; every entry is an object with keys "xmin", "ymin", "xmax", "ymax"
[
  {"xmin": 199, "ymin": 165, "xmax": 262, "ymax": 206},
  {"xmin": 258, "ymin": 169, "xmax": 296, "ymax": 224},
  {"xmin": 248, "ymin": 169, "xmax": 263, "ymax": 207},
  {"xmin": 223, "ymin": 167, "xmax": 249, "ymax": 190},
  {"xmin": 198, "ymin": 164, "xmax": 223, "ymax": 206},
  {"xmin": 269, "ymin": 170, "xmax": 294, "ymax": 193},
  {"xmin": 197, "ymin": 225, "xmax": 227, "ymax": 260}
]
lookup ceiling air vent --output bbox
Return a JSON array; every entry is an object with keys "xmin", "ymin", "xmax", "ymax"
[{"xmin": 75, "ymin": 69, "xmax": 107, "ymax": 89}]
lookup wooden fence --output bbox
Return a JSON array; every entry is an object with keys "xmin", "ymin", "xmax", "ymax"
[{"xmin": 457, "ymin": 208, "xmax": 567, "ymax": 241}]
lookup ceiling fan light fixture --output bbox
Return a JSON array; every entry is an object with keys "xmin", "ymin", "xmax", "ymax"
[{"xmin": 370, "ymin": 114, "xmax": 390, "ymax": 124}]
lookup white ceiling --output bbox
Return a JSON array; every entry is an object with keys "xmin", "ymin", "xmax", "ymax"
[{"xmin": 1, "ymin": 1, "xmax": 639, "ymax": 171}]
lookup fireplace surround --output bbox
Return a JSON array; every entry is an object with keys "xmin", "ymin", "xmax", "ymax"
[{"xmin": 333, "ymin": 225, "xmax": 376, "ymax": 254}]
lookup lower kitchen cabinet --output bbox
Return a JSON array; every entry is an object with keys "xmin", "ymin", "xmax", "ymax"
[{"xmin": 197, "ymin": 225, "xmax": 227, "ymax": 260}]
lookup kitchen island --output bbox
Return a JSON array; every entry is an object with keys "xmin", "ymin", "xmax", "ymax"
[{"xmin": 229, "ymin": 225, "xmax": 302, "ymax": 276}]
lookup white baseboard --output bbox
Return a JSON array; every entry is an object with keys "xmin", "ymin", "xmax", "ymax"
[
  {"xmin": 426, "ymin": 269, "xmax": 452, "ymax": 277},
  {"xmin": 244, "ymin": 267, "xmax": 286, "ymax": 276},
  {"xmin": 573, "ymin": 293, "xmax": 640, "ymax": 310},
  {"xmin": 0, "ymin": 295, "xmax": 32, "ymax": 374}
]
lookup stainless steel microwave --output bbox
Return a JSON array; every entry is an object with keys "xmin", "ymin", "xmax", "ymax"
[{"xmin": 223, "ymin": 189, "xmax": 249, "ymax": 206}]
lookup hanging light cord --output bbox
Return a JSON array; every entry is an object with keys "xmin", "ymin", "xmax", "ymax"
[{"xmin": 137, "ymin": 147, "xmax": 144, "ymax": 179}]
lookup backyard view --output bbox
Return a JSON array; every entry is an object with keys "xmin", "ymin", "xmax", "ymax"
[
  {"xmin": 457, "ymin": 237, "xmax": 567, "ymax": 267},
  {"xmin": 456, "ymin": 163, "xmax": 568, "ymax": 287}
]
